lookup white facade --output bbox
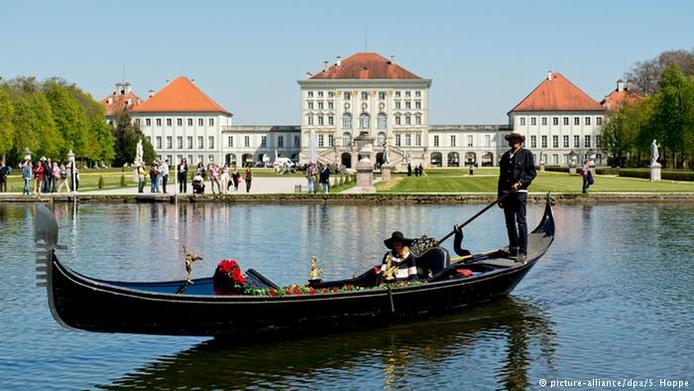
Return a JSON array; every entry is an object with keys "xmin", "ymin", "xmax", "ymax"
[
  {"xmin": 132, "ymin": 112, "xmax": 232, "ymax": 165},
  {"xmin": 297, "ymin": 79, "xmax": 432, "ymax": 168},
  {"xmin": 220, "ymin": 126, "xmax": 301, "ymax": 167},
  {"xmin": 508, "ymin": 111, "xmax": 605, "ymax": 165},
  {"xmin": 428, "ymin": 125, "xmax": 510, "ymax": 167}
]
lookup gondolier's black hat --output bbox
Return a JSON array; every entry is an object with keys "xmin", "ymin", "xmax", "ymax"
[
  {"xmin": 384, "ymin": 231, "xmax": 414, "ymax": 249},
  {"xmin": 504, "ymin": 132, "xmax": 525, "ymax": 143}
]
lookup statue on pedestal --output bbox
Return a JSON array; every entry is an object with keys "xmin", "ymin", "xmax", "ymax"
[
  {"xmin": 383, "ymin": 140, "xmax": 391, "ymax": 165},
  {"xmin": 650, "ymin": 139, "xmax": 660, "ymax": 166},
  {"xmin": 135, "ymin": 139, "xmax": 144, "ymax": 166}
]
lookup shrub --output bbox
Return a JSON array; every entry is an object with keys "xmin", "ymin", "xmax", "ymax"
[
  {"xmin": 618, "ymin": 169, "xmax": 650, "ymax": 179},
  {"xmin": 663, "ymin": 171, "xmax": 694, "ymax": 181},
  {"xmin": 98, "ymin": 175, "xmax": 105, "ymax": 189},
  {"xmin": 120, "ymin": 174, "xmax": 126, "ymax": 187},
  {"xmin": 596, "ymin": 168, "xmax": 620, "ymax": 175},
  {"xmin": 544, "ymin": 166, "xmax": 570, "ymax": 173}
]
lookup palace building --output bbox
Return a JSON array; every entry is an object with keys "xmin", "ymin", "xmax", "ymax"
[
  {"xmin": 507, "ymin": 71, "xmax": 607, "ymax": 166},
  {"xmin": 297, "ymin": 52, "xmax": 432, "ymax": 169},
  {"xmin": 101, "ymin": 59, "xmax": 621, "ymax": 168}
]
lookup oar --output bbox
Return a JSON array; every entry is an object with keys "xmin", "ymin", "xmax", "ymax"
[{"xmin": 436, "ymin": 192, "xmax": 513, "ymax": 245}]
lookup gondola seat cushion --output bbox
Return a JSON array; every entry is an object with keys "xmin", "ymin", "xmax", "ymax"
[{"xmin": 414, "ymin": 247, "xmax": 450, "ymax": 276}]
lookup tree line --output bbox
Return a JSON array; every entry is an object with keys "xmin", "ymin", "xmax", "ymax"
[
  {"xmin": 0, "ymin": 77, "xmax": 153, "ymax": 168},
  {"xmin": 602, "ymin": 49, "xmax": 694, "ymax": 168}
]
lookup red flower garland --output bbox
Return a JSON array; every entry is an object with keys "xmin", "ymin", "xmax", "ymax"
[{"xmin": 213, "ymin": 259, "xmax": 247, "ymax": 295}]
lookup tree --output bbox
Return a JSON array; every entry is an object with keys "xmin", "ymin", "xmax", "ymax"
[
  {"xmin": 43, "ymin": 80, "xmax": 89, "ymax": 158},
  {"xmin": 112, "ymin": 110, "xmax": 155, "ymax": 166},
  {"xmin": 627, "ymin": 49, "xmax": 694, "ymax": 95},
  {"xmin": 652, "ymin": 65, "xmax": 694, "ymax": 168},
  {"xmin": 66, "ymin": 84, "xmax": 116, "ymax": 164},
  {"xmin": 0, "ymin": 85, "xmax": 15, "ymax": 161},
  {"xmin": 602, "ymin": 110, "xmax": 635, "ymax": 167}
]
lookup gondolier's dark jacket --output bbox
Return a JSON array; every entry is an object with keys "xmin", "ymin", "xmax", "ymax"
[{"xmin": 497, "ymin": 148, "xmax": 536, "ymax": 196}]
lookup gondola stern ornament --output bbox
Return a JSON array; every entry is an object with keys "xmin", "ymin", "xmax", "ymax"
[
  {"xmin": 383, "ymin": 255, "xmax": 398, "ymax": 281},
  {"xmin": 182, "ymin": 245, "xmax": 203, "ymax": 283},
  {"xmin": 308, "ymin": 256, "xmax": 324, "ymax": 282}
]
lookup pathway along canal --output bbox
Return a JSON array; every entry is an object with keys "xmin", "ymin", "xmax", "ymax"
[{"xmin": 0, "ymin": 202, "xmax": 692, "ymax": 390}]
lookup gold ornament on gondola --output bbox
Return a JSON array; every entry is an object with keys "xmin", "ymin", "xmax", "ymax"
[
  {"xmin": 383, "ymin": 255, "xmax": 398, "ymax": 281},
  {"xmin": 308, "ymin": 256, "xmax": 324, "ymax": 281},
  {"xmin": 182, "ymin": 245, "xmax": 203, "ymax": 283}
]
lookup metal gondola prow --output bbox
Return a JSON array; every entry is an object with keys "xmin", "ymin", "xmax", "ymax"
[
  {"xmin": 531, "ymin": 192, "xmax": 555, "ymax": 237},
  {"xmin": 34, "ymin": 205, "xmax": 62, "ymax": 288}
]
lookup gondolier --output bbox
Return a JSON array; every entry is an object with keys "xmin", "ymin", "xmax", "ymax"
[{"xmin": 498, "ymin": 132, "xmax": 536, "ymax": 262}]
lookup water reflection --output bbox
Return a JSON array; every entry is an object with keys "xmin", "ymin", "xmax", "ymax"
[{"xmin": 97, "ymin": 298, "xmax": 555, "ymax": 390}]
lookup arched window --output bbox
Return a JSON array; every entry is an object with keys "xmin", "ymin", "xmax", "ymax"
[
  {"xmin": 342, "ymin": 113, "xmax": 352, "ymax": 129},
  {"xmin": 360, "ymin": 113, "xmax": 370, "ymax": 129},
  {"xmin": 343, "ymin": 132, "xmax": 352, "ymax": 147},
  {"xmin": 377, "ymin": 113, "xmax": 387, "ymax": 129},
  {"xmin": 415, "ymin": 114, "xmax": 422, "ymax": 125},
  {"xmin": 377, "ymin": 132, "xmax": 386, "ymax": 147}
]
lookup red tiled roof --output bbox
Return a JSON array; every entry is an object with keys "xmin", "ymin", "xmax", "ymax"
[
  {"xmin": 99, "ymin": 91, "xmax": 141, "ymax": 116},
  {"xmin": 510, "ymin": 72, "xmax": 604, "ymax": 113},
  {"xmin": 132, "ymin": 77, "xmax": 230, "ymax": 114},
  {"xmin": 600, "ymin": 88, "xmax": 641, "ymax": 111},
  {"xmin": 309, "ymin": 52, "xmax": 421, "ymax": 80}
]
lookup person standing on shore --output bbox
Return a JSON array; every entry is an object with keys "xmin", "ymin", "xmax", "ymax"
[
  {"xmin": 58, "ymin": 163, "xmax": 69, "ymax": 192},
  {"xmin": 149, "ymin": 162, "xmax": 159, "ymax": 193},
  {"xmin": 581, "ymin": 160, "xmax": 593, "ymax": 194},
  {"xmin": 244, "ymin": 165, "xmax": 253, "ymax": 193},
  {"xmin": 232, "ymin": 168, "xmax": 241, "ymax": 191},
  {"xmin": 407, "ymin": 163, "xmax": 412, "ymax": 177},
  {"xmin": 22, "ymin": 161, "xmax": 32, "ymax": 195},
  {"xmin": 0, "ymin": 160, "xmax": 11, "ymax": 192},
  {"xmin": 51, "ymin": 161, "xmax": 60, "ymax": 192},
  {"xmin": 178, "ymin": 159, "xmax": 188, "ymax": 193},
  {"xmin": 160, "ymin": 159, "xmax": 170, "ymax": 194},
  {"xmin": 498, "ymin": 132, "xmax": 536, "ymax": 262},
  {"xmin": 319, "ymin": 165, "xmax": 330, "ymax": 193},
  {"xmin": 33, "ymin": 158, "xmax": 45, "ymax": 195}
]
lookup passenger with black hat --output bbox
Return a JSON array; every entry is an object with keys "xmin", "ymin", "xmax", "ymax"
[
  {"xmin": 498, "ymin": 132, "xmax": 536, "ymax": 262},
  {"xmin": 380, "ymin": 231, "xmax": 418, "ymax": 280}
]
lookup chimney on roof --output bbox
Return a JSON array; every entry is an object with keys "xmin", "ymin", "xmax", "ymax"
[
  {"xmin": 115, "ymin": 82, "xmax": 124, "ymax": 95},
  {"xmin": 547, "ymin": 71, "xmax": 552, "ymax": 81},
  {"xmin": 124, "ymin": 82, "xmax": 132, "ymax": 95},
  {"xmin": 191, "ymin": 79, "xmax": 196, "ymax": 84},
  {"xmin": 617, "ymin": 79, "xmax": 625, "ymax": 92},
  {"xmin": 626, "ymin": 79, "xmax": 633, "ymax": 91},
  {"xmin": 390, "ymin": 55, "xmax": 395, "ymax": 64},
  {"xmin": 106, "ymin": 97, "xmax": 112, "ymax": 105},
  {"xmin": 323, "ymin": 60, "xmax": 329, "ymax": 71},
  {"xmin": 306, "ymin": 72, "xmax": 313, "ymax": 78},
  {"xmin": 148, "ymin": 89, "xmax": 154, "ymax": 99},
  {"xmin": 336, "ymin": 55, "xmax": 342, "ymax": 66}
]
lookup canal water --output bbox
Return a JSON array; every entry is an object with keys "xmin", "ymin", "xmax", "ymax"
[{"xmin": 0, "ymin": 202, "xmax": 692, "ymax": 390}]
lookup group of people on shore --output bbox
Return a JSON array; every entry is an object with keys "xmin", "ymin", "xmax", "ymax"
[
  {"xmin": 406, "ymin": 162, "xmax": 425, "ymax": 177},
  {"xmin": 304, "ymin": 161, "xmax": 331, "ymax": 194},
  {"xmin": 135, "ymin": 159, "xmax": 255, "ymax": 194},
  {"xmin": 0, "ymin": 158, "xmax": 77, "ymax": 195}
]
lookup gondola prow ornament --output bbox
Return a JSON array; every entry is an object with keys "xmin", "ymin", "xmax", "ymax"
[
  {"xmin": 182, "ymin": 245, "xmax": 203, "ymax": 283},
  {"xmin": 383, "ymin": 255, "xmax": 398, "ymax": 281},
  {"xmin": 308, "ymin": 256, "xmax": 324, "ymax": 282}
]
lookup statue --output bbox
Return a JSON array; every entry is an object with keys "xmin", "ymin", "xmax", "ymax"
[
  {"xmin": 135, "ymin": 138, "xmax": 144, "ymax": 166},
  {"xmin": 650, "ymin": 139, "xmax": 659, "ymax": 165},
  {"xmin": 383, "ymin": 255, "xmax": 398, "ymax": 281},
  {"xmin": 308, "ymin": 256, "xmax": 324, "ymax": 281},
  {"xmin": 182, "ymin": 245, "xmax": 203, "ymax": 283},
  {"xmin": 383, "ymin": 140, "xmax": 391, "ymax": 165}
]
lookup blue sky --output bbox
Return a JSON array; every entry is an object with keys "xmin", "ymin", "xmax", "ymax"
[{"xmin": 1, "ymin": 0, "xmax": 692, "ymax": 124}]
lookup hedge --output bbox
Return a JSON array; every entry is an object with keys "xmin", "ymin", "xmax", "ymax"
[
  {"xmin": 619, "ymin": 169, "xmax": 694, "ymax": 181},
  {"xmin": 544, "ymin": 166, "xmax": 570, "ymax": 173},
  {"xmin": 596, "ymin": 168, "xmax": 620, "ymax": 175}
]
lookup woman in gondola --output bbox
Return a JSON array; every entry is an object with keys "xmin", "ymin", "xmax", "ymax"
[{"xmin": 380, "ymin": 232, "xmax": 418, "ymax": 280}]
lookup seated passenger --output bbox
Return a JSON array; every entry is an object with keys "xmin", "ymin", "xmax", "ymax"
[
  {"xmin": 381, "ymin": 231, "xmax": 417, "ymax": 280},
  {"xmin": 453, "ymin": 224, "xmax": 471, "ymax": 257}
]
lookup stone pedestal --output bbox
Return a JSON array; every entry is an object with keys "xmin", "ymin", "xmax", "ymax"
[
  {"xmin": 539, "ymin": 162, "xmax": 546, "ymax": 172},
  {"xmin": 381, "ymin": 164, "xmax": 392, "ymax": 182},
  {"xmin": 650, "ymin": 163, "xmax": 662, "ymax": 182},
  {"xmin": 569, "ymin": 166, "xmax": 577, "ymax": 175},
  {"xmin": 355, "ymin": 158, "xmax": 376, "ymax": 193}
]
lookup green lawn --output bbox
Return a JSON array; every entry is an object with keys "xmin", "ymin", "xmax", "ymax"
[
  {"xmin": 378, "ymin": 171, "xmax": 694, "ymax": 193},
  {"xmin": 4, "ymin": 172, "xmax": 137, "ymax": 192}
]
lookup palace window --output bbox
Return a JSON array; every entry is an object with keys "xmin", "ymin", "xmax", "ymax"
[
  {"xmin": 552, "ymin": 135, "xmax": 558, "ymax": 148},
  {"xmin": 377, "ymin": 113, "xmax": 387, "ymax": 129},
  {"xmin": 328, "ymin": 116, "xmax": 334, "ymax": 126},
  {"xmin": 596, "ymin": 135, "xmax": 602, "ymax": 148},
  {"xmin": 156, "ymin": 118, "xmax": 162, "ymax": 126},
  {"xmin": 209, "ymin": 118, "xmax": 214, "ymax": 126},
  {"xmin": 260, "ymin": 136, "xmax": 267, "ymax": 148},
  {"xmin": 199, "ymin": 118, "xmax": 204, "ymax": 126},
  {"xmin": 433, "ymin": 135, "xmax": 439, "ymax": 147},
  {"xmin": 295, "ymin": 135, "xmax": 300, "ymax": 147},
  {"xmin": 405, "ymin": 101, "xmax": 411, "ymax": 109},
  {"xmin": 530, "ymin": 135, "xmax": 537, "ymax": 148},
  {"xmin": 378, "ymin": 91, "xmax": 386, "ymax": 100},
  {"xmin": 395, "ymin": 101, "xmax": 401, "ymax": 110},
  {"xmin": 541, "ymin": 117, "xmax": 547, "ymax": 126},
  {"xmin": 564, "ymin": 117, "xmax": 569, "ymax": 125},
  {"xmin": 187, "ymin": 136, "xmax": 193, "ymax": 149},
  {"xmin": 361, "ymin": 91, "xmax": 368, "ymax": 100},
  {"xmin": 585, "ymin": 117, "xmax": 591, "ymax": 126},
  {"xmin": 415, "ymin": 91, "xmax": 421, "ymax": 97},
  {"xmin": 328, "ymin": 101, "xmax": 333, "ymax": 110},
  {"xmin": 198, "ymin": 136, "xmax": 204, "ymax": 149},
  {"xmin": 177, "ymin": 118, "xmax": 183, "ymax": 126},
  {"xmin": 156, "ymin": 136, "xmax": 162, "ymax": 149},
  {"xmin": 596, "ymin": 117, "xmax": 603, "ymax": 126},
  {"xmin": 415, "ymin": 101, "xmax": 421, "ymax": 109},
  {"xmin": 396, "ymin": 134, "xmax": 402, "ymax": 147},
  {"xmin": 553, "ymin": 117, "xmax": 559, "ymax": 126},
  {"xmin": 574, "ymin": 117, "xmax": 580, "ymax": 125},
  {"xmin": 359, "ymin": 113, "xmax": 369, "ymax": 129},
  {"xmin": 541, "ymin": 135, "xmax": 547, "ymax": 148},
  {"xmin": 530, "ymin": 117, "xmax": 537, "ymax": 126},
  {"xmin": 343, "ymin": 91, "xmax": 351, "ymax": 100},
  {"xmin": 343, "ymin": 132, "xmax": 352, "ymax": 147},
  {"xmin": 307, "ymin": 101, "xmax": 314, "ymax": 110},
  {"xmin": 485, "ymin": 135, "xmax": 491, "ymax": 147},
  {"xmin": 563, "ymin": 135, "xmax": 569, "ymax": 148},
  {"xmin": 318, "ymin": 116, "xmax": 324, "ymax": 126},
  {"xmin": 166, "ymin": 136, "xmax": 172, "ymax": 149},
  {"xmin": 328, "ymin": 134, "xmax": 334, "ymax": 147},
  {"xmin": 166, "ymin": 118, "xmax": 172, "ymax": 126},
  {"xmin": 308, "ymin": 91, "xmax": 313, "ymax": 98},
  {"xmin": 467, "ymin": 135, "xmax": 473, "ymax": 147},
  {"xmin": 405, "ymin": 91, "xmax": 411, "ymax": 97},
  {"xmin": 415, "ymin": 133, "xmax": 422, "ymax": 146},
  {"xmin": 318, "ymin": 101, "xmax": 324, "ymax": 110},
  {"xmin": 328, "ymin": 91, "xmax": 334, "ymax": 97},
  {"xmin": 584, "ymin": 135, "xmax": 591, "ymax": 148},
  {"xmin": 342, "ymin": 113, "xmax": 352, "ymax": 129},
  {"xmin": 133, "ymin": 119, "xmax": 140, "ymax": 126},
  {"xmin": 405, "ymin": 133, "xmax": 412, "ymax": 146},
  {"xmin": 415, "ymin": 115, "xmax": 422, "ymax": 125},
  {"xmin": 177, "ymin": 136, "xmax": 183, "ymax": 149},
  {"xmin": 277, "ymin": 136, "xmax": 283, "ymax": 148},
  {"xmin": 208, "ymin": 136, "xmax": 214, "ymax": 149},
  {"xmin": 395, "ymin": 116, "xmax": 401, "ymax": 125},
  {"xmin": 228, "ymin": 136, "xmax": 234, "ymax": 147},
  {"xmin": 450, "ymin": 135, "xmax": 456, "ymax": 147},
  {"xmin": 145, "ymin": 118, "xmax": 151, "ymax": 126},
  {"xmin": 307, "ymin": 115, "xmax": 314, "ymax": 126},
  {"xmin": 318, "ymin": 134, "xmax": 325, "ymax": 147},
  {"xmin": 318, "ymin": 91, "xmax": 323, "ymax": 98},
  {"xmin": 395, "ymin": 91, "xmax": 401, "ymax": 97},
  {"xmin": 520, "ymin": 117, "xmax": 526, "ymax": 126},
  {"xmin": 188, "ymin": 118, "xmax": 193, "ymax": 126},
  {"xmin": 244, "ymin": 136, "xmax": 250, "ymax": 147},
  {"xmin": 405, "ymin": 115, "xmax": 411, "ymax": 125},
  {"xmin": 377, "ymin": 132, "xmax": 386, "ymax": 146},
  {"xmin": 573, "ymin": 135, "xmax": 580, "ymax": 148}
]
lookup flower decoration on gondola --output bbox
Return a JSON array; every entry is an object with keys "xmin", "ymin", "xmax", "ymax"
[
  {"xmin": 410, "ymin": 235, "xmax": 438, "ymax": 255},
  {"xmin": 213, "ymin": 259, "xmax": 247, "ymax": 295}
]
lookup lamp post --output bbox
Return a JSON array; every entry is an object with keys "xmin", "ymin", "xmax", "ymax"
[
  {"xmin": 67, "ymin": 150, "xmax": 76, "ymax": 196},
  {"xmin": 24, "ymin": 148, "xmax": 32, "ymax": 162}
]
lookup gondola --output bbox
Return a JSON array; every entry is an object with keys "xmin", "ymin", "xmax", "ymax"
[{"xmin": 34, "ymin": 196, "xmax": 554, "ymax": 338}]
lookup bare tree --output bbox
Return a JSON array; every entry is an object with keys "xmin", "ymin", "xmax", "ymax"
[{"xmin": 626, "ymin": 49, "xmax": 694, "ymax": 95}]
